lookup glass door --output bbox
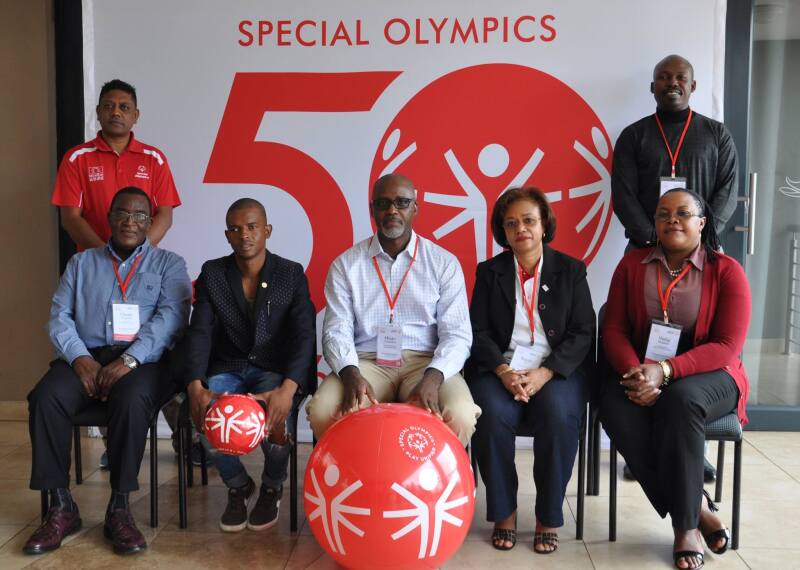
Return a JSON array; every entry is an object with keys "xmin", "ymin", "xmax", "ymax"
[{"xmin": 740, "ymin": 0, "xmax": 800, "ymax": 428}]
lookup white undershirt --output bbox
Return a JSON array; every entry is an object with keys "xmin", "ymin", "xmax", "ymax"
[{"xmin": 503, "ymin": 255, "xmax": 552, "ymax": 364}]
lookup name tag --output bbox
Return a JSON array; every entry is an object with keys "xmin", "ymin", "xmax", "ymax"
[
  {"xmin": 509, "ymin": 342, "xmax": 548, "ymax": 371},
  {"xmin": 660, "ymin": 176, "xmax": 688, "ymax": 196},
  {"xmin": 644, "ymin": 319, "xmax": 682, "ymax": 363},
  {"xmin": 376, "ymin": 323, "xmax": 403, "ymax": 368},
  {"xmin": 112, "ymin": 303, "xmax": 140, "ymax": 342}
]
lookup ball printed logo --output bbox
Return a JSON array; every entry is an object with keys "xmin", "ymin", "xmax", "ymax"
[
  {"xmin": 398, "ymin": 425, "xmax": 437, "ymax": 462},
  {"xmin": 370, "ymin": 63, "xmax": 613, "ymax": 294}
]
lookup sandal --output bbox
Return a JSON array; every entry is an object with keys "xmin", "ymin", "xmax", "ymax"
[
  {"xmin": 673, "ymin": 550, "xmax": 704, "ymax": 569},
  {"xmin": 701, "ymin": 490, "xmax": 730, "ymax": 555},
  {"xmin": 533, "ymin": 531, "xmax": 558, "ymax": 554},
  {"xmin": 491, "ymin": 527, "xmax": 517, "ymax": 551}
]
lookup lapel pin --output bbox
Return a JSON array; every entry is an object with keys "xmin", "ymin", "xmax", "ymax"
[
  {"xmin": 261, "ymin": 282, "xmax": 267, "ymax": 288},
  {"xmin": 542, "ymin": 284, "xmax": 549, "ymax": 292}
]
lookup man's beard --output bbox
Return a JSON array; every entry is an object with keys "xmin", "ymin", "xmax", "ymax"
[{"xmin": 380, "ymin": 219, "xmax": 405, "ymax": 239}]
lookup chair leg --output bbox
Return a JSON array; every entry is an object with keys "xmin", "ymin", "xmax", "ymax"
[
  {"xmin": 177, "ymin": 424, "xmax": 188, "ymax": 529},
  {"xmin": 590, "ymin": 413, "xmax": 601, "ymax": 496},
  {"xmin": 470, "ymin": 441, "xmax": 479, "ymax": 488},
  {"xmin": 586, "ymin": 407, "xmax": 595, "ymax": 496},
  {"xmin": 609, "ymin": 442, "xmax": 617, "ymax": 542},
  {"xmin": 732, "ymin": 439, "xmax": 742, "ymax": 550},
  {"xmin": 715, "ymin": 441, "xmax": 725, "ymax": 503},
  {"xmin": 200, "ymin": 441, "xmax": 208, "ymax": 486},
  {"xmin": 73, "ymin": 427, "xmax": 83, "ymax": 485},
  {"xmin": 290, "ymin": 441, "xmax": 298, "ymax": 533},
  {"xmin": 185, "ymin": 423, "xmax": 194, "ymax": 488},
  {"xmin": 150, "ymin": 416, "xmax": 158, "ymax": 528},
  {"xmin": 41, "ymin": 490, "xmax": 48, "ymax": 520},
  {"xmin": 576, "ymin": 427, "xmax": 586, "ymax": 540}
]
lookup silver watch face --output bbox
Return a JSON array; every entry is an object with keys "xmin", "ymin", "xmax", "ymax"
[{"xmin": 122, "ymin": 354, "xmax": 138, "ymax": 369}]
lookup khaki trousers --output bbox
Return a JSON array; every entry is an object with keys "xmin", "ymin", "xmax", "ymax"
[{"xmin": 307, "ymin": 350, "xmax": 480, "ymax": 446}]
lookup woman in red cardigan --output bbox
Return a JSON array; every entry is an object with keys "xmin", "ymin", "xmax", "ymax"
[{"xmin": 600, "ymin": 188, "xmax": 750, "ymax": 570}]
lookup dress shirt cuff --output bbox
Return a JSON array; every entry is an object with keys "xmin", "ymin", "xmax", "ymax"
[
  {"xmin": 333, "ymin": 354, "xmax": 360, "ymax": 376},
  {"xmin": 63, "ymin": 345, "xmax": 91, "ymax": 366},
  {"xmin": 123, "ymin": 343, "xmax": 150, "ymax": 366},
  {"xmin": 427, "ymin": 357, "xmax": 459, "ymax": 381}
]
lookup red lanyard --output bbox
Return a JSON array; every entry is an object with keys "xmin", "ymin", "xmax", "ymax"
[
  {"xmin": 111, "ymin": 254, "xmax": 143, "ymax": 302},
  {"xmin": 517, "ymin": 261, "xmax": 540, "ymax": 345},
  {"xmin": 656, "ymin": 264, "xmax": 691, "ymax": 323},
  {"xmin": 653, "ymin": 109, "xmax": 693, "ymax": 178},
  {"xmin": 372, "ymin": 237, "xmax": 419, "ymax": 323}
]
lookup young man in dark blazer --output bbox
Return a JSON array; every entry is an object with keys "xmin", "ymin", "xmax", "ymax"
[{"xmin": 185, "ymin": 198, "xmax": 316, "ymax": 532}]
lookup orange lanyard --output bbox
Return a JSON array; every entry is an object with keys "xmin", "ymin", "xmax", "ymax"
[
  {"xmin": 653, "ymin": 109, "xmax": 693, "ymax": 178},
  {"xmin": 656, "ymin": 264, "xmax": 691, "ymax": 323},
  {"xmin": 111, "ymin": 254, "xmax": 143, "ymax": 302},
  {"xmin": 371, "ymin": 238, "xmax": 419, "ymax": 323},
  {"xmin": 517, "ymin": 261, "xmax": 540, "ymax": 345}
]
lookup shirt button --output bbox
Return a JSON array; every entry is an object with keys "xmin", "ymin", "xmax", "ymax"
[
  {"xmin": 548, "ymin": 329, "xmax": 555, "ymax": 337},
  {"xmin": 539, "ymin": 303, "xmax": 546, "ymax": 310},
  {"xmin": 107, "ymin": 321, "xmax": 112, "ymax": 326},
  {"xmin": 248, "ymin": 355, "xmax": 256, "ymax": 360}
]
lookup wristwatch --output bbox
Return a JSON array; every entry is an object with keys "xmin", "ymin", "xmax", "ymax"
[
  {"xmin": 658, "ymin": 359, "xmax": 672, "ymax": 387},
  {"xmin": 121, "ymin": 353, "xmax": 139, "ymax": 370}
]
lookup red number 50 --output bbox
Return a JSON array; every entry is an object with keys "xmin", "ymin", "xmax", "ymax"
[{"xmin": 205, "ymin": 72, "xmax": 401, "ymax": 310}]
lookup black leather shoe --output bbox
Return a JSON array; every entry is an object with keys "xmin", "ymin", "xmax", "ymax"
[
  {"xmin": 104, "ymin": 509, "xmax": 146, "ymax": 554},
  {"xmin": 703, "ymin": 458, "xmax": 717, "ymax": 483},
  {"xmin": 23, "ymin": 507, "xmax": 82, "ymax": 554}
]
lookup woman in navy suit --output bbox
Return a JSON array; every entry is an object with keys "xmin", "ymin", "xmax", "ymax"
[{"xmin": 466, "ymin": 187, "xmax": 595, "ymax": 553}]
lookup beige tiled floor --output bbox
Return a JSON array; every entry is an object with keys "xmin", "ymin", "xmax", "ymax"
[{"xmin": 1, "ymin": 421, "xmax": 799, "ymax": 569}]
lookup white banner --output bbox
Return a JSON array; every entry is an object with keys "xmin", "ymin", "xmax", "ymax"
[{"xmin": 83, "ymin": 0, "xmax": 726, "ymax": 394}]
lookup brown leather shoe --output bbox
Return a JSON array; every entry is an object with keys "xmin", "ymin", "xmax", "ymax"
[
  {"xmin": 103, "ymin": 509, "xmax": 146, "ymax": 554},
  {"xmin": 23, "ymin": 507, "xmax": 82, "ymax": 554}
]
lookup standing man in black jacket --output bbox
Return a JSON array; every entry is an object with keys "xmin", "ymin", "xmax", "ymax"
[
  {"xmin": 611, "ymin": 54, "xmax": 738, "ymax": 249},
  {"xmin": 185, "ymin": 198, "xmax": 316, "ymax": 532}
]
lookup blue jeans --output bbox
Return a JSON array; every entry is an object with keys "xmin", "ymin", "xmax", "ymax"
[{"xmin": 201, "ymin": 366, "xmax": 296, "ymax": 490}]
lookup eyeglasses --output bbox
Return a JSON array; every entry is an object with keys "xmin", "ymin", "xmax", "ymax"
[
  {"xmin": 372, "ymin": 197, "xmax": 415, "ymax": 211},
  {"xmin": 654, "ymin": 210, "xmax": 703, "ymax": 222},
  {"xmin": 110, "ymin": 210, "xmax": 150, "ymax": 224},
  {"xmin": 503, "ymin": 217, "xmax": 541, "ymax": 231}
]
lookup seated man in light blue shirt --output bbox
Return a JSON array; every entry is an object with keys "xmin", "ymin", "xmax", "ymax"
[{"xmin": 24, "ymin": 187, "xmax": 191, "ymax": 556}]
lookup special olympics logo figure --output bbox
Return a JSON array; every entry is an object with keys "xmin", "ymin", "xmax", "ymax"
[
  {"xmin": 205, "ymin": 403, "xmax": 265, "ymax": 448},
  {"xmin": 398, "ymin": 426, "xmax": 436, "ymax": 462},
  {"xmin": 383, "ymin": 466, "xmax": 469, "ymax": 559},
  {"xmin": 305, "ymin": 464, "xmax": 371, "ymax": 555}
]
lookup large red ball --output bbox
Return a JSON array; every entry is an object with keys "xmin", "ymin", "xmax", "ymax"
[
  {"xmin": 204, "ymin": 394, "xmax": 267, "ymax": 456},
  {"xmin": 304, "ymin": 404, "xmax": 475, "ymax": 569}
]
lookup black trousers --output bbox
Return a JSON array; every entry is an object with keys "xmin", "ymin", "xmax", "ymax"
[
  {"xmin": 599, "ymin": 369, "xmax": 739, "ymax": 530},
  {"xmin": 28, "ymin": 347, "xmax": 170, "ymax": 493},
  {"xmin": 470, "ymin": 369, "xmax": 586, "ymax": 528}
]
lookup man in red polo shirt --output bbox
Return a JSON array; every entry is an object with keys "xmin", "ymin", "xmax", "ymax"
[{"xmin": 52, "ymin": 79, "xmax": 181, "ymax": 249}]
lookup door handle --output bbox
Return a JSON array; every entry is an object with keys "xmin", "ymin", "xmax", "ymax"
[{"xmin": 734, "ymin": 172, "xmax": 757, "ymax": 255}]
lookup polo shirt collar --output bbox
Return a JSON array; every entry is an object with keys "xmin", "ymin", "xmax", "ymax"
[
  {"xmin": 368, "ymin": 230, "xmax": 418, "ymax": 260},
  {"xmin": 642, "ymin": 242, "xmax": 705, "ymax": 271},
  {"xmin": 93, "ymin": 131, "xmax": 144, "ymax": 154},
  {"xmin": 106, "ymin": 238, "xmax": 151, "ymax": 262}
]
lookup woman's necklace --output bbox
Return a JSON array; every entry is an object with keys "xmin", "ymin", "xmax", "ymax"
[{"xmin": 668, "ymin": 265, "xmax": 683, "ymax": 278}]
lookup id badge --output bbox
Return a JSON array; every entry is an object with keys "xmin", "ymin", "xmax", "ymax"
[
  {"xmin": 376, "ymin": 323, "xmax": 403, "ymax": 368},
  {"xmin": 644, "ymin": 319, "xmax": 682, "ymax": 363},
  {"xmin": 112, "ymin": 303, "xmax": 140, "ymax": 342},
  {"xmin": 509, "ymin": 343, "xmax": 547, "ymax": 371},
  {"xmin": 660, "ymin": 176, "xmax": 688, "ymax": 196}
]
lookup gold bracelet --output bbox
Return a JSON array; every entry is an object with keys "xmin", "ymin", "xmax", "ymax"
[{"xmin": 658, "ymin": 360, "xmax": 672, "ymax": 387}]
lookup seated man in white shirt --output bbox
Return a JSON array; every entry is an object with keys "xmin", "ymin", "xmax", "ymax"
[{"xmin": 307, "ymin": 173, "xmax": 480, "ymax": 445}]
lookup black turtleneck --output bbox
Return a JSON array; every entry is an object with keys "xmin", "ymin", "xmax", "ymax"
[{"xmin": 611, "ymin": 107, "xmax": 738, "ymax": 247}]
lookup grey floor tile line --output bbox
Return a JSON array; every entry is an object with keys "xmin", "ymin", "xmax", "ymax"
[{"xmin": 743, "ymin": 435, "xmax": 800, "ymax": 484}]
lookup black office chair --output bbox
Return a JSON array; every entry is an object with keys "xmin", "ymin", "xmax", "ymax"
[
  {"xmin": 39, "ymin": 391, "xmax": 178, "ymax": 528},
  {"xmin": 607, "ymin": 412, "xmax": 743, "ymax": 549},
  {"xmin": 470, "ymin": 403, "xmax": 589, "ymax": 540}
]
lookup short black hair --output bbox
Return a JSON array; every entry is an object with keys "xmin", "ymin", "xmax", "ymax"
[
  {"xmin": 660, "ymin": 188, "xmax": 720, "ymax": 261},
  {"xmin": 372, "ymin": 172, "xmax": 415, "ymax": 198},
  {"xmin": 110, "ymin": 187, "xmax": 151, "ymax": 211},
  {"xmin": 226, "ymin": 198, "xmax": 267, "ymax": 224},
  {"xmin": 99, "ymin": 79, "xmax": 137, "ymax": 106},
  {"xmin": 490, "ymin": 187, "xmax": 557, "ymax": 248}
]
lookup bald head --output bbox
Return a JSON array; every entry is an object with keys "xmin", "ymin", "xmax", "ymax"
[
  {"xmin": 653, "ymin": 55, "xmax": 694, "ymax": 81},
  {"xmin": 372, "ymin": 173, "xmax": 416, "ymax": 199}
]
